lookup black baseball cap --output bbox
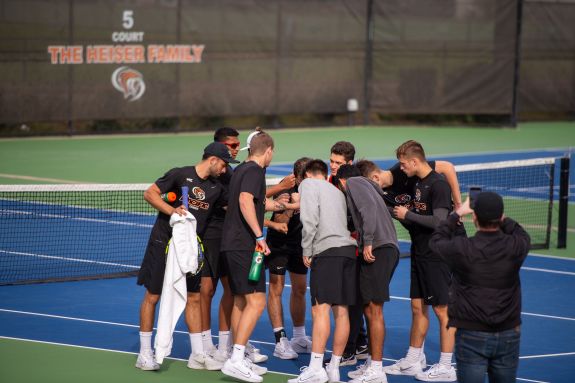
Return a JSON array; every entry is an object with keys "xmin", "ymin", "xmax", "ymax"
[
  {"xmin": 203, "ymin": 142, "xmax": 240, "ymax": 164},
  {"xmin": 474, "ymin": 191, "xmax": 504, "ymax": 222}
]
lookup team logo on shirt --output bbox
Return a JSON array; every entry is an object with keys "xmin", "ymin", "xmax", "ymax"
[
  {"xmin": 192, "ymin": 187, "xmax": 206, "ymax": 200},
  {"xmin": 415, "ymin": 188, "xmax": 421, "ymax": 202},
  {"xmin": 395, "ymin": 193, "xmax": 411, "ymax": 204}
]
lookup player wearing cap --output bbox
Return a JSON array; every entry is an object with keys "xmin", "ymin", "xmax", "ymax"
[
  {"xmin": 136, "ymin": 142, "xmax": 239, "ymax": 371},
  {"xmin": 386, "ymin": 140, "xmax": 457, "ymax": 381},
  {"xmin": 199, "ymin": 127, "xmax": 241, "ymax": 361},
  {"xmin": 289, "ymin": 159, "xmax": 358, "ymax": 383},
  {"xmin": 220, "ymin": 130, "xmax": 286, "ymax": 383},
  {"xmin": 430, "ymin": 192, "xmax": 530, "ymax": 383}
]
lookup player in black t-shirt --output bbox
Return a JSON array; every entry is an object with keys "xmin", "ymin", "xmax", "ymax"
[
  {"xmin": 220, "ymin": 131, "xmax": 287, "ymax": 383},
  {"xmin": 135, "ymin": 142, "xmax": 238, "ymax": 372},
  {"xmin": 264, "ymin": 157, "xmax": 312, "ymax": 360},
  {"xmin": 383, "ymin": 141, "xmax": 457, "ymax": 382}
]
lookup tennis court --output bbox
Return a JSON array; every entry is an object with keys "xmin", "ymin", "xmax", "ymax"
[{"xmin": 0, "ymin": 123, "xmax": 574, "ymax": 382}]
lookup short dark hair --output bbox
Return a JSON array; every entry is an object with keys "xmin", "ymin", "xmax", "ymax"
[
  {"xmin": 330, "ymin": 141, "xmax": 355, "ymax": 162},
  {"xmin": 356, "ymin": 159, "xmax": 380, "ymax": 178},
  {"xmin": 396, "ymin": 140, "xmax": 426, "ymax": 161},
  {"xmin": 476, "ymin": 217, "xmax": 501, "ymax": 230},
  {"xmin": 304, "ymin": 159, "xmax": 328, "ymax": 178},
  {"xmin": 249, "ymin": 131, "xmax": 274, "ymax": 155},
  {"xmin": 214, "ymin": 127, "xmax": 239, "ymax": 142},
  {"xmin": 336, "ymin": 164, "xmax": 361, "ymax": 180},
  {"xmin": 294, "ymin": 157, "xmax": 312, "ymax": 180}
]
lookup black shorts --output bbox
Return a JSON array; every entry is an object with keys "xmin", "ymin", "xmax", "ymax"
[
  {"xmin": 265, "ymin": 246, "xmax": 307, "ymax": 276},
  {"xmin": 309, "ymin": 246, "xmax": 357, "ymax": 306},
  {"xmin": 137, "ymin": 236, "xmax": 201, "ymax": 294},
  {"xmin": 202, "ymin": 237, "xmax": 228, "ymax": 279},
  {"xmin": 224, "ymin": 250, "xmax": 266, "ymax": 295},
  {"xmin": 359, "ymin": 245, "xmax": 399, "ymax": 304},
  {"xmin": 410, "ymin": 255, "xmax": 451, "ymax": 306}
]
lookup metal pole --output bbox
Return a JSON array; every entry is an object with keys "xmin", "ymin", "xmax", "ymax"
[
  {"xmin": 510, "ymin": 0, "xmax": 524, "ymax": 128},
  {"xmin": 67, "ymin": 0, "xmax": 74, "ymax": 135},
  {"xmin": 362, "ymin": 0, "xmax": 374, "ymax": 126},
  {"xmin": 557, "ymin": 157, "xmax": 570, "ymax": 248}
]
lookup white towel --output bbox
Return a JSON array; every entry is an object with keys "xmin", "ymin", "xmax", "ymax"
[{"xmin": 154, "ymin": 211, "xmax": 198, "ymax": 364}]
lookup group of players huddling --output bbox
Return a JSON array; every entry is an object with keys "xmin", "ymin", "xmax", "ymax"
[{"xmin": 135, "ymin": 127, "xmax": 466, "ymax": 383}]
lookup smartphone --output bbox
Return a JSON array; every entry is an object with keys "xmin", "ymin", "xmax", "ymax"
[{"xmin": 469, "ymin": 186, "xmax": 482, "ymax": 209}]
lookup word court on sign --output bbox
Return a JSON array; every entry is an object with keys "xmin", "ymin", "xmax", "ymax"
[{"xmin": 47, "ymin": 44, "xmax": 204, "ymax": 65}]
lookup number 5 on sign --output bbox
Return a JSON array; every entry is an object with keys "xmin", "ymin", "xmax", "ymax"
[{"xmin": 123, "ymin": 10, "xmax": 134, "ymax": 29}]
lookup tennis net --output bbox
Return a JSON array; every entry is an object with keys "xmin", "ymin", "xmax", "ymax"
[{"xmin": 0, "ymin": 157, "xmax": 558, "ymax": 285}]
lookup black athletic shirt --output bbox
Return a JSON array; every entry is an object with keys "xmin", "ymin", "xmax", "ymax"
[
  {"xmin": 266, "ymin": 186, "xmax": 303, "ymax": 253},
  {"xmin": 203, "ymin": 164, "xmax": 233, "ymax": 240},
  {"xmin": 384, "ymin": 160, "xmax": 436, "ymax": 208},
  {"xmin": 407, "ymin": 170, "xmax": 452, "ymax": 259},
  {"xmin": 149, "ymin": 166, "xmax": 227, "ymax": 242},
  {"xmin": 221, "ymin": 161, "xmax": 267, "ymax": 252}
]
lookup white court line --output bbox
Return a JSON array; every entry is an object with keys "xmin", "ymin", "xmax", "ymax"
[
  {"xmin": 521, "ymin": 312, "xmax": 575, "ymax": 322},
  {"xmin": 0, "ymin": 250, "xmax": 139, "ymax": 270},
  {"xmin": 520, "ymin": 351, "xmax": 575, "ymax": 360},
  {"xmin": 521, "ymin": 267, "xmax": 575, "ymax": 276}
]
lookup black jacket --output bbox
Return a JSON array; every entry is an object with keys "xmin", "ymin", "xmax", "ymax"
[{"xmin": 429, "ymin": 214, "xmax": 530, "ymax": 332}]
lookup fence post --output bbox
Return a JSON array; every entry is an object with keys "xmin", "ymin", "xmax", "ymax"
[
  {"xmin": 363, "ymin": 0, "xmax": 374, "ymax": 126},
  {"xmin": 510, "ymin": 0, "xmax": 524, "ymax": 128}
]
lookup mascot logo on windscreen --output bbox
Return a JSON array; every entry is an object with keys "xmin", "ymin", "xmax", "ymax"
[{"xmin": 111, "ymin": 66, "xmax": 145, "ymax": 101}]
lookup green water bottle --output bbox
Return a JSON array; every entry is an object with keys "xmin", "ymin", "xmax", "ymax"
[{"xmin": 248, "ymin": 244, "xmax": 264, "ymax": 282}]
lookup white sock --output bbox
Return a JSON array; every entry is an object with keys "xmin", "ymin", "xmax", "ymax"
[
  {"xmin": 366, "ymin": 355, "xmax": 372, "ymax": 365},
  {"xmin": 371, "ymin": 360, "xmax": 382, "ymax": 371},
  {"xmin": 231, "ymin": 344, "xmax": 245, "ymax": 362},
  {"xmin": 139, "ymin": 331, "xmax": 153, "ymax": 354},
  {"xmin": 329, "ymin": 354, "xmax": 342, "ymax": 369},
  {"xmin": 293, "ymin": 326, "xmax": 306, "ymax": 338},
  {"xmin": 201, "ymin": 329, "xmax": 214, "ymax": 350},
  {"xmin": 406, "ymin": 346, "xmax": 422, "ymax": 362},
  {"xmin": 227, "ymin": 330, "xmax": 234, "ymax": 349},
  {"xmin": 439, "ymin": 352, "xmax": 453, "ymax": 366},
  {"xmin": 219, "ymin": 331, "xmax": 230, "ymax": 352},
  {"xmin": 189, "ymin": 333, "xmax": 203, "ymax": 355},
  {"xmin": 310, "ymin": 352, "xmax": 324, "ymax": 370}
]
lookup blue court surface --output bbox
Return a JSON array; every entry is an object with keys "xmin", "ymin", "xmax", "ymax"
[{"xmin": 1, "ymin": 253, "xmax": 574, "ymax": 383}]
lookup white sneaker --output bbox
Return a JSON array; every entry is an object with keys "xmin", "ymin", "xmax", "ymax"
[
  {"xmin": 348, "ymin": 360, "xmax": 370, "ymax": 379},
  {"xmin": 205, "ymin": 344, "xmax": 218, "ymax": 356},
  {"xmin": 383, "ymin": 354, "xmax": 426, "ymax": 376},
  {"xmin": 213, "ymin": 345, "xmax": 231, "ymax": 363},
  {"xmin": 325, "ymin": 363, "xmax": 340, "ymax": 382},
  {"xmin": 415, "ymin": 363, "xmax": 456, "ymax": 382},
  {"xmin": 135, "ymin": 351, "xmax": 160, "ymax": 371},
  {"xmin": 274, "ymin": 337, "xmax": 298, "ymax": 359},
  {"xmin": 290, "ymin": 336, "xmax": 313, "ymax": 353},
  {"xmin": 246, "ymin": 342, "xmax": 268, "ymax": 363},
  {"xmin": 187, "ymin": 352, "xmax": 224, "ymax": 370},
  {"xmin": 245, "ymin": 358, "xmax": 268, "ymax": 375},
  {"xmin": 222, "ymin": 358, "xmax": 263, "ymax": 383},
  {"xmin": 288, "ymin": 366, "xmax": 329, "ymax": 383},
  {"xmin": 349, "ymin": 367, "xmax": 388, "ymax": 383}
]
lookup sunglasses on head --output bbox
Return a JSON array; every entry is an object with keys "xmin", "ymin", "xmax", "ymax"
[{"xmin": 224, "ymin": 142, "xmax": 240, "ymax": 149}]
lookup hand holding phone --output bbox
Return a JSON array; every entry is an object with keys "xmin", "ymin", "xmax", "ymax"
[{"xmin": 469, "ymin": 186, "xmax": 482, "ymax": 209}]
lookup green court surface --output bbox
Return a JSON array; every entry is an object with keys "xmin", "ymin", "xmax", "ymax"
[{"xmin": 0, "ymin": 337, "xmax": 292, "ymax": 383}]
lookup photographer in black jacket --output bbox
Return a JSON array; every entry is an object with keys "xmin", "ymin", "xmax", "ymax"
[{"xmin": 429, "ymin": 191, "xmax": 530, "ymax": 383}]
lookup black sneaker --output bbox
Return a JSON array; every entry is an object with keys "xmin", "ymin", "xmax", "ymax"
[
  {"xmin": 355, "ymin": 344, "xmax": 369, "ymax": 360},
  {"xmin": 324, "ymin": 351, "xmax": 357, "ymax": 367}
]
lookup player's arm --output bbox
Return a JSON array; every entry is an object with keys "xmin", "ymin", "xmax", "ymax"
[
  {"xmin": 265, "ymin": 219, "xmax": 288, "ymax": 234},
  {"xmin": 144, "ymin": 183, "xmax": 186, "ymax": 216},
  {"xmin": 436, "ymin": 160, "xmax": 461, "ymax": 208},
  {"xmin": 266, "ymin": 174, "xmax": 296, "ymax": 198},
  {"xmin": 239, "ymin": 191, "xmax": 270, "ymax": 254},
  {"xmin": 394, "ymin": 181, "xmax": 451, "ymax": 229},
  {"xmin": 299, "ymin": 182, "xmax": 319, "ymax": 258}
]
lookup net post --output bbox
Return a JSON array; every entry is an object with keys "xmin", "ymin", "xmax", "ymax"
[{"xmin": 557, "ymin": 157, "xmax": 570, "ymax": 248}]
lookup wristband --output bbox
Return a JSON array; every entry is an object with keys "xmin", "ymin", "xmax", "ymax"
[{"xmin": 256, "ymin": 236, "xmax": 265, "ymax": 241}]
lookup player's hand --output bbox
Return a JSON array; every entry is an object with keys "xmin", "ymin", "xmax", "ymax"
[
  {"xmin": 278, "ymin": 174, "xmax": 296, "ymax": 190},
  {"xmin": 393, "ymin": 205, "xmax": 408, "ymax": 220},
  {"xmin": 455, "ymin": 198, "xmax": 473, "ymax": 217},
  {"xmin": 303, "ymin": 256, "xmax": 312, "ymax": 268},
  {"xmin": 256, "ymin": 238, "xmax": 271, "ymax": 256},
  {"xmin": 363, "ymin": 245, "xmax": 375, "ymax": 263},
  {"xmin": 173, "ymin": 205, "xmax": 188, "ymax": 216},
  {"xmin": 275, "ymin": 193, "xmax": 290, "ymax": 205},
  {"xmin": 290, "ymin": 192, "xmax": 300, "ymax": 204},
  {"xmin": 270, "ymin": 221, "xmax": 288, "ymax": 234}
]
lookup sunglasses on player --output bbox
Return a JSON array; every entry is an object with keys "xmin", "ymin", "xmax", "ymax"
[{"xmin": 224, "ymin": 142, "xmax": 240, "ymax": 149}]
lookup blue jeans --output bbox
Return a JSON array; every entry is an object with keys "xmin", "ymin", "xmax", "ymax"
[{"xmin": 455, "ymin": 327, "xmax": 521, "ymax": 383}]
